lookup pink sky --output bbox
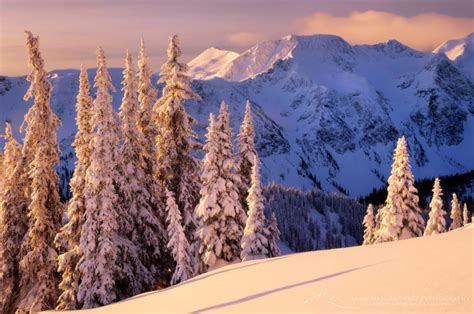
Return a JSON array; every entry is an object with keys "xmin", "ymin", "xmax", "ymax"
[{"xmin": 1, "ymin": 0, "xmax": 473, "ymax": 75}]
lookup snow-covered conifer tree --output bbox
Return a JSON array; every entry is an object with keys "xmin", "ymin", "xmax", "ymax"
[
  {"xmin": 375, "ymin": 137, "xmax": 424, "ymax": 243},
  {"xmin": 463, "ymin": 203, "xmax": 469, "ymax": 226},
  {"xmin": 55, "ymin": 65, "xmax": 93, "ymax": 310},
  {"xmin": 236, "ymin": 100, "xmax": 257, "ymax": 212},
  {"xmin": 154, "ymin": 35, "xmax": 200, "ymax": 241},
  {"xmin": 16, "ymin": 31, "xmax": 63, "ymax": 313},
  {"xmin": 362, "ymin": 204, "xmax": 375, "ymax": 245},
  {"xmin": 449, "ymin": 193, "xmax": 462, "ymax": 231},
  {"xmin": 116, "ymin": 50, "xmax": 165, "ymax": 296},
  {"xmin": 0, "ymin": 122, "xmax": 26, "ymax": 313},
  {"xmin": 266, "ymin": 212, "xmax": 281, "ymax": 257},
  {"xmin": 424, "ymin": 178, "xmax": 446, "ymax": 236},
  {"xmin": 195, "ymin": 107, "xmax": 246, "ymax": 270},
  {"xmin": 77, "ymin": 47, "xmax": 121, "ymax": 308},
  {"xmin": 137, "ymin": 38, "xmax": 158, "ymax": 168},
  {"xmin": 165, "ymin": 190, "xmax": 193, "ymax": 285},
  {"xmin": 136, "ymin": 38, "xmax": 164, "ymax": 223},
  {"xmin": 241, "ymin": 155, "xmax": 269, "ymax": 261}
]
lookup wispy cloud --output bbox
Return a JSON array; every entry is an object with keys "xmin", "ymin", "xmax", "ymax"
[
  {"xmin": 297, "ymin": 11, "xmax": 474, "ymax": 50},
  {"xmin": 226, "ymin": 32, "xmax": 267, "ymax": 47}
]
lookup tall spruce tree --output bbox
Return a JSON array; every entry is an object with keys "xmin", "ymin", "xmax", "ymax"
[
  {"xmin": 241, "ymin": 155, "xmax": 269, "ymax": 261},
  {"xmin": 55, "ymin": 65, "xmax": 93, "ymax": 310},
  {"xmin": 0, "ymin": 122, "xmax": 26, "ymax": 313},
  {"xmin": 16, "ymin": 31, "xmax": 63, "ymax": 313},
  {"xmin": 195, "ymin": 108, "xmax": 246, "ymax": 270},
  {"xmin": 449, "ymin": 193, "xmax": 462, "ymax": 231},
  {"xmin": 375, "ymin": 137, "xmax": 424, "ymax": 243},
  {"xmin": 137, "ymin": 38, "xmax": 158, "ymax": 170},
  {"xmin": 77, "ymin": 47, "xmax": 121, "ymax": 309},
  {"xmin": 424, "ymin": 178, "xmax": 446, "ymax": 236},
  {"xmin": 136, "ymin": 38, "xmax": 165, "ymax": 223},
  {"xmin": 236, "ymin": 100, "xmax": 257, "ymax": 212},
  {"xmin": 462, "ymin": 203, "xmax": 469, "ymax": 226},
  {"xmin": 362, "ymin": 204, "xmax": 375, "ymax": 245},
  {"xmin": 165, "ymin": 190, "xmax": 193, "ymax": 285},
  {"xmin": 154, "ymin": 35, "xmax": 200, "ymax": 243},
  {"xmin": 117, "ymin": 50, "xmax": 165, "ymax": 296}
]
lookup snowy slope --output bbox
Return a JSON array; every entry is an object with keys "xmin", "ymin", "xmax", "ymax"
[
  {"xmin": 1, "ymin": 33, "xmax": 474, "ymax": 196},
  {"xmin": 44, "ymin": 225, "xmax": 473, "ymax": 313}
]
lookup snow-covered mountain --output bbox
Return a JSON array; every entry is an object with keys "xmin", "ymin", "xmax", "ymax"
[
  {"xmin": 434, "ymin": 33, "xmax": 474, "ymax": 80},
  {"xmin": 42, "ymin": 224, "xmax": 474, "ymax": 313},
  {"xmin": 1, "ymin": 33, "xmax": 473, "ymax": 196}
]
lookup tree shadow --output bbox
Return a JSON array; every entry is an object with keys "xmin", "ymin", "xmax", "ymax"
[
  {"xmin": 191, "ymin": 262, "xmax": 386, "ymax": 313},
  {"xmin": 123, "ymin": 255, "xmax": 292, "ymax": 302}
]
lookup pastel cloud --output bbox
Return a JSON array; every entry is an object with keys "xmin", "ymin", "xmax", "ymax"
[
  {"xmin": 227, "ymin": 32, "xmax": 267, "ymax": 47},
  {"xmin": 297, "ymin": 11, "xmax": 474, "ymax": 50}
]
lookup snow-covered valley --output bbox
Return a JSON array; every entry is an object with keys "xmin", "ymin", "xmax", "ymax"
[
  {"xmin": 43, "ymin": 224, "xmax": 473, "ymax": 313},
  {"xmin": 1, "ymin": 33, "xmax": 473, "ymax": 197}
]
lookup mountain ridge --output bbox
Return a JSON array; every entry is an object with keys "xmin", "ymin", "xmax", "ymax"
[{"xmin": 1, "ymin": 33, "xmax": 473, "ymax": 197}]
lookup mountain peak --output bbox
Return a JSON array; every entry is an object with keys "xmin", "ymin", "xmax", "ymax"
[
  {"xmin": 188, "ymin": 47, "xmax": 239, "ymax": 80},
  {"xmin": 434, "ymin": 32, "xmax": 474, "ymax": 61}
]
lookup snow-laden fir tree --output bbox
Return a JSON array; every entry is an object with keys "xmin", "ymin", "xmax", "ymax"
[
  {"xmin": 137, "ymin": 38, "xmax": 158, "ymax": 170},
  {"xmin": 449, "ymin": 193, "xmax": 462, "ymax": 231},
  {"xmin": 463, "ymin": 203, "xmax": 469, "ymax": 226},
  {"xmin": 266, "ymin": 212, "xmax": 281, "ymax": 257},
  {"xmin": 195, "ymin": 108, "xmax": 247, "ymax": 270},
  {"xmin": 362, "ymin": 204, "xmax": 375, "ymax": 245},
  {"xmin": 154, "ymin": 35, "xmax": 201, "ymax": 243},
  {"xmin": 165, "ymin": 189, "xmax": 193, "ymax": 285},
  {"xmin": 424, "ymin": 178, "xmax": 446, "ymax": 236},
  {"xmin": 136, "ymin": 38, "xmax": 165, "ymax": 227},
  {"xmin": 241, "ymin": 155, "xmax": 269, "ymax": 261},
  {"xmin": 55, "ymin": 65, "xmax": 93, "ymax": 310},
  {"xmin": 375, "ymin": 137, "xmax": 424, "ymax": 243},
  {"xmin": 77, "ymin": 47, "xmax": 121, "ymax": 308},
  {"xmin": 16, "ymin": 31, "xmax": 63, "ymax": 314},
  {"xmin": 116, "ymin": 50, "xmax": 165, "ymax": 296},
  {"xmin": 0, "ymin": 122, "xmax": 26, "ymax": 313},
  {"xmin": 236, "ymin": 100, "xmax": 257, "ymax": 212}
]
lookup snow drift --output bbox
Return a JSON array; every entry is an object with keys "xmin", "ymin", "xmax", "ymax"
[{"xmin": 46, "ymin": 225, "xmax": 473, "ymax": 313}]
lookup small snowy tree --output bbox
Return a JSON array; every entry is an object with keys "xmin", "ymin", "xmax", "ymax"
[
  {"xmin": 362, "ymin": 204, "xmax": 375, "ymax": 245},
  {"xmin": 241, "ymin": 155, "xmax": 269, "ymax": 261},
  {"xmin": 16, "ymin": 31, "xmax": 63, "ymax": 314},
  {"xmin": 77, "ymin": 47, "xmax": 121, "ymax": 309},
  {"xmin": 463, "ymin": 204, "xmax": 469, "ymax": 226},
  {"xmin": 375, "ymin": 137, "xmax": 424, "ymax": 243},
  {"xmin": 236, "ymin": 100, "xmax": 257, "ymax": 212},
  {"xmin": 165, "ymin": 190, "xmax": 193, "ymax": 285},
  {"xmin": 0, "ymin": 122, "xmax": 27, "ymax": 313},
  {"xmin": 266, "ymin": 212, "xmax": 281, "ymax": 257},
  {"xmin": 154, "ymin": 35, "xmax": 201, "ymax": 243},
  {"xmin": 56, "ymin": 65, "xmax": 93, "ymax": 310},
  {"xmin": 116, "ymin": 50, "xmax": 165, "ymax": 296},
  {"xmin": 449, "ymin": 193, "xmax": 462, "ymax": 231},
  {"xmin": 424, "ymin": 178, "xmax": 446, "ymax": 236}
]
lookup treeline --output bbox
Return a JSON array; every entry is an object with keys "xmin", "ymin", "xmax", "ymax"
[
  {"xmin": 264, "ymin": 183, "xmax": 365, "ymax": 252},
  {"xmin": 363, "ymin": 170, "xmax": 473, "ymax": 215}
]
